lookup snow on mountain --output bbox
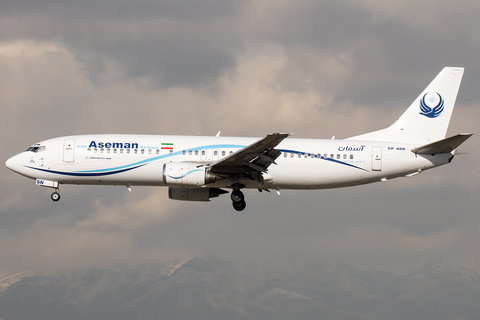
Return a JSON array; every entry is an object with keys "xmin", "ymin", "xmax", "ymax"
[
  {"xmin": 1, "ymin": 258, "xmax": 480, "ymax": 320},
  {"xmin": 0, "ymin": 272, "xmax": 26, "ymax": 295}
]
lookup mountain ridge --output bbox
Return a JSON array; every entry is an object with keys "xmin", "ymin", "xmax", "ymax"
[{"xmin": 1, "ymin": 257, "xmax": 479, "ymax": 320}]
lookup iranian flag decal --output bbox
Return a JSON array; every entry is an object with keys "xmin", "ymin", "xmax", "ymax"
[{"xmin": 161, "ymin": 143, "xmax": 173, "ymax": 150}]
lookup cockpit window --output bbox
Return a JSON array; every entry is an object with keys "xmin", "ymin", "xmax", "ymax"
[{"xmin": 26, "ymin": 146, "xmax": 46, "ymax": 153}]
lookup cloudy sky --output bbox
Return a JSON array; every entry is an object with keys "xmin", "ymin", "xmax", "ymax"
[{"xmin": 1, "ymin": 0, "xmax": 479, "ymax": 275}]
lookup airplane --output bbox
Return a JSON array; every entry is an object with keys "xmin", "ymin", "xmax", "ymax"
[{"xmin": 5, "ymin": 67, "xmax": 472, "ymax": 211}]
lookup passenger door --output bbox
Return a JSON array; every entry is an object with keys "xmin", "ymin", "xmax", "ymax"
[
  {"xmin": 63, "ymin": 139, "xmax": 75, "ymax": 162},
  {"xmin": 372, "ymin": 146, "xmax": 382, "ymax": 171}
]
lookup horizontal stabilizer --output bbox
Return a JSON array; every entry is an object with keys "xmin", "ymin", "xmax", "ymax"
[{"xmin": 411, "ymin": 133, "xmax": 473, "ymax": 155}]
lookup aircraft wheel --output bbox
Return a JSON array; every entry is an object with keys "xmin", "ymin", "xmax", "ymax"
[
  {"xmin": 233, "ymin": 200, "xmax": 246, "ymax": 211},
  {"xmin": 51, "ymin": 192, "xmax": 60, "ymax": 202},
  {"xmin": 231, "ymin": 190, "xmax": 244, "ymax": 202}
]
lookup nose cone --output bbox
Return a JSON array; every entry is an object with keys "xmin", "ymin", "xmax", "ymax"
[
  {"xmin": 6, "ymin": 155, "xmax": 15, "ymax": 170},
  {"xmin": 5, "ymin": 153, "xmax": 24, "ymax": 174}
]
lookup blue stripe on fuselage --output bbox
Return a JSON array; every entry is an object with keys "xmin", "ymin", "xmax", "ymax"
[{"xmin": 277, "ymin": 149, "xmax": 368, "ymax": 172}]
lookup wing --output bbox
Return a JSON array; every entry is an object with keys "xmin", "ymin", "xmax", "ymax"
[{"xmin": 208, "ymin": 133, "xmax": 291, "ymax": 174}]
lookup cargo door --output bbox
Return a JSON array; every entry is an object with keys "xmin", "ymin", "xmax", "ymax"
[{"xmin": 63, "ymin": 139, "xmax": 75, "ymax": 162}]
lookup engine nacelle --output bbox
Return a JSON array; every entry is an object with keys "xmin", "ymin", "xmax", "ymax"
[
  {"xmin": 162, "ymin": 162, "xmax": 220, "ymax": 187},
  {"xmin": 168, "ymin": 187, "xmax": 227, "ymax": 201}
]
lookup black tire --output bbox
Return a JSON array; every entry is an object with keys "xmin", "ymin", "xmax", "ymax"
[
  {"xmin": 233, "ymin": 200, "xmax": 246, "ymax": 211},
  {"xmin": 51, "ymin": 192, "xmax": 60, "ymax": 202},
  {"xmin": 231, "ymin": 190, "xmax": 244, "ymax": 202}
]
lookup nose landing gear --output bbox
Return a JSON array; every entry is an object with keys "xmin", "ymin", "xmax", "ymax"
[
  {"xmin": 231, "ymin": 189, "xmax": 246, "ymax": 211},
  {"xmin": 51, "ymin": 189, "xmax": 60, "ymax": 202}
]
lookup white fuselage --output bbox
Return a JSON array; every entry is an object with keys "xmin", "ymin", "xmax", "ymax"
[{"xmin": 6, "ymin": 134, "xmax": 451, "ymax": 190}]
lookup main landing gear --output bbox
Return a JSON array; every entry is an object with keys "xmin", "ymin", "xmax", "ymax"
[
  {"xmin": 231, "ymin": 189, "xmax": 246, "ymax": 211},
  {"xmin": 51, "ymin": 189, "xmax": 60, "ymax": 202}
]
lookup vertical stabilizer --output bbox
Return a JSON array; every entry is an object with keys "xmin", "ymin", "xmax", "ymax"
[{"xmin": 347, "ymin": 67, "xmax": 464, "ymax": 144}]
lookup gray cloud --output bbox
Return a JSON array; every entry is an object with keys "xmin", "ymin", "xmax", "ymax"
[
  {"xmin": 0, "ymin": 0, "xmax": 244, "ymax": 88},
  {"xmin": 0, "ymin": 0, "xmax": 243, "ymax": 20}
]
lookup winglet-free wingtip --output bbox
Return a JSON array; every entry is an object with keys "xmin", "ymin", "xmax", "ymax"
[{"xmin": 269, "ymin": 132, "xmax": 293, "ymax": 137}]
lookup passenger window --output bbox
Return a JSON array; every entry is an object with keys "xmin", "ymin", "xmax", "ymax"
[
  {"xmin": 229, "ymin": 151, "xmax": 233, "ymax": 154},
  {"xmin": 284, "ymin": 153, "xmax": 287, "ymax": 158},
  {"xmin": 201, "ymin": 150, "xmax": 206, "ymax": 156},
  {"xmin": 120, "ymin": 149, "xmax": 123, "ymax": 154},
  {"xmin": 126, "ymin": 149, "xmax": 130, "ymax": 154},
  {"xmin": 330, "ymin": 154, "xmax": 334, "ymax": 158},
  {"xmin": 214, "ymin": 151, "xmax": 218, "ymax": 156},
  {"xmin": 94, "ymin": 148, "xmax": 98, "ymax": 153},
  {"xmin": 324, "ymin": 154, "xmax": 327, "ymax": 158},
  {"xmin": 182, "ymin": 150, "xmax": 186, "ymax": 155},
  {"xmin": 169, "ymin": 150, "xmax": 173, "ymax": 155},
  {"xmin": 156, "ymin": 150, "xmax": 160, "ymax": 155},
  {"xmin": 343, "ymin": 154, "xmax": 347, "ymax": 159},
  {"xmin": 188, "ymin": 150, "xmax": 192, "ymax": 155},
  {"xmin": 141, "ymin": 149, "xmax": 145, "ymax": 154},
  {"xmin": 113, "ymin": 149, "xmax": 117, "ymax": 154},
  {"xmin": 291, "ymin": 153, "xmax": 294, "ymax": 158},
  {"xmin": 134, "ymin": 149, "xmax": 138, "ymax": 154},
  {"xmin": 350, "ymin": 154, "xmax": 354, "ymax": 159},
  {"xmin": 222, "ymin": 151, "xmax": 226, "ymax": 156},
  {"xmin": 195, "ymin": 150, "xmax": 199, "ymax": 156},
  {"xmin": 100, "ymin": 149, "xmax": 104, "ymax": 153},
  {"xmin": 298, "ymin": 154, "xmax": 301, "ymax": 158}
]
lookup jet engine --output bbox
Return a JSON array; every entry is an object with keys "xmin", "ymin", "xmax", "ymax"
[{"xmin": 162, "ymin": 162, "xmax": 221, "ymax": 187}]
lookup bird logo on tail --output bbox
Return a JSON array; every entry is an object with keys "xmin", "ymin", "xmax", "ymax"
[{"xmin": 419, "ymin": 92, "xmax": 444, "ymax": 118}]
